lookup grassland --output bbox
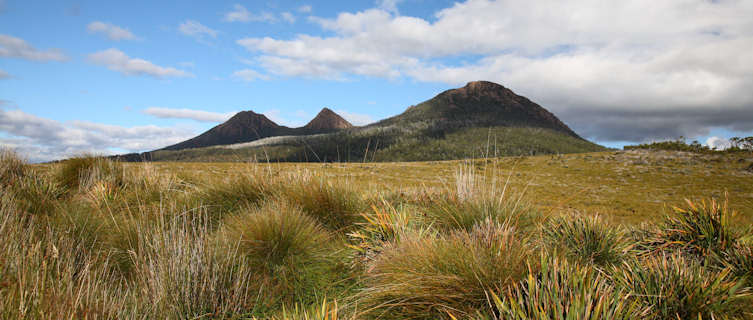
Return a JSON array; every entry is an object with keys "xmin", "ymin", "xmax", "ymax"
[{"xmin": 2, "ymin": 149, "xmax": 752, "ymax": 319}]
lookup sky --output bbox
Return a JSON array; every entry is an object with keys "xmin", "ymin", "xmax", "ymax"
[{"xmin": 1, "ymin": 0, "xmax": 752, "ymax": 162}]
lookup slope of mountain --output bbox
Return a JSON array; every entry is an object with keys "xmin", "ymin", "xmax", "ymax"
[{"xmin": 118, "ymin": 81, "xmax": 606, "ymax": 162}]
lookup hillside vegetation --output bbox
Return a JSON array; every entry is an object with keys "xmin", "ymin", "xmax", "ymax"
[{"xmin": 2, "ymin": 150, "xmax": 752, "ymax": 319}]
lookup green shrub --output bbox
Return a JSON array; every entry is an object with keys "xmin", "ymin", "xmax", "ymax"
[
  {"xmin": 221, "ymin": 200, "xmax": 344, "ymax": 308},
  {"xmin": 360, "ymin": 220, "xmax": 534, "ymax": 319},
  {"xmin": 495, "ymin": 256, "xmax": 647, "ymax": 320},
  {"xmin": 636, "ymin": 198, "xmax": 736, "ymax": 258},
  {"xmin": 542, "ymin": 214, "xmax": 628, "ymax": 266},
  {"xmin": 613, "ymin": 253, "xmax": 750, "ymax": 319}
]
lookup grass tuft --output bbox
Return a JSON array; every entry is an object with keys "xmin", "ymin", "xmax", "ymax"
[
  {"xmin": 221, "ymin": 200, "xmax": 345, "ymax": 308},
  {"xmin": 542, "ymin": 214, "xmax": 628, "ymax": 266},
  {"xmin": 360, "ymin": 220, "xmax": 534, "ymax": 319}
]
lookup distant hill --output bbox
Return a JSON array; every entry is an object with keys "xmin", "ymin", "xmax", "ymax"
[{"xmin": 115, "ymin": 81, "xmax": 606, "ymax": 162}]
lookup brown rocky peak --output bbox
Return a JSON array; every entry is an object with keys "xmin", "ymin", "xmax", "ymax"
[
  {"xmin": 224, "ymin": 110, "xmax": 279, "ymax": 128},
  {"xmin": 448, "ymin": 81, "xmax": 516, "ymax": 100},
  {"xmin": 304, "ymin": 108, "xmax": 353, "ymax": 130}
]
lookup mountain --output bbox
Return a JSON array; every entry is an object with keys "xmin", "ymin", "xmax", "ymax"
[
  {"xmin": 117, "ymin": 81, "xmax": 606, "ymax": 162},
  {"xmin": 160, "ymin": 108, "xmax": 353, "ymax": 151},
  {"xmin": 376, "ymin": 80, "xmax": 580, "ymax": 138},
  {"xmin": 303, "ymin": 108, "xmax": 353, "ymax": 131}
]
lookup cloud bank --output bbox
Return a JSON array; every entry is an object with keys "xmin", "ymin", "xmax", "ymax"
[
  {"xmin": 0, "ymin": 109, "xmax": 195, "ymax": 162},
  {"xmin": 238, "ymin": 0, "xmax": 753, "ymax": 142},
  {"xmin": 143, "ymin": 107, "xmax": 235, "ymax": 122}
]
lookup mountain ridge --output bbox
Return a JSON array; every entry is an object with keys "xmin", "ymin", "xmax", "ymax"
[{"xmin": 113, "ymin": 80, "xmax": 605, "ymax": 162}]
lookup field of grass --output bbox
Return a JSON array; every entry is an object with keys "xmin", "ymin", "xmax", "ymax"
[{"xmin": 2, "ymin": 149, "xmax": 752, "ymax": 319}]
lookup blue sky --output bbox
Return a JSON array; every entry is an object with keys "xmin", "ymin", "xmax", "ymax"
[{"xmin": 1, "ymin": 0, "xmax": 752, "ymax": 161}]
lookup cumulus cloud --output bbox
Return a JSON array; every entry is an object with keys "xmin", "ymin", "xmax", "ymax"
[
  {"xmin": 231, "ymin": 68, "xmax": 268, "ymax": 81},
  {"xmin": 223, "ymin": 4, "xmax": 276, "ymax": 23},
  {"xmin": 377, "ymin": 0, "xmax": 403, "ymax": 14},
  {"xmin": 237, "ymin": 0, "xmax": 753, "ymax": 143},
  {"xmin": 0, "ymin": 69, "xmax": 10, "ymax": 79},
  {"xmin": 87, "ymin": 21, "xmax": 138, "ymax": 41},
  {"xmin": 87, "ymin": 48, "xmax": 193, "ymax": 78},
  {"xmin": 0, "ymin": 109, "xmax": 194, "ymax": 162},
  {"xmin": 178, "ymin": 20, "xmax": 218, "ymax": 41},
  {"xmin": 0, "ymin": 34, "xmax": 67, "ymax": 61},
  {"xmin": 706, "ymin": 136, "xmax": 731, "ymax": 150},
  {"xmin": 143, "ymin": 107, "xmax": 235, "ymax": 122}
]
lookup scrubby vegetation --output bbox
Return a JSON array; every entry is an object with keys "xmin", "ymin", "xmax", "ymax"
[
  {"xmin": 625, "ymin": 136, "xmax": 753, "ymax": 154},
  {"xmin": 1, "ymin": 151, "xmax": 752, "ymax": 319}
]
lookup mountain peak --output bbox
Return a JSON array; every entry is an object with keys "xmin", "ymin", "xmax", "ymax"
[{"xmin": 304, "ymin": 108, "xmax": 353, "ymax": 130}]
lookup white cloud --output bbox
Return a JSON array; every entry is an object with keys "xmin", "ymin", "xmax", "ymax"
[
  {"xmin": 281, "ymin": 12, "xmax": 295, "ymax": 23},
  {"xmin": 377, "ymin": 0, "xmax": 403, "ymax": 14},
  {"xmin": 335, "ymin": 109, "xmax": 375, "ymax": 126},
  {"xmin": 231, "ymin": 68, "xmax": 268, "ymax": 81},
  {"xmin": 178, "ymin": 20, "xmax": 218, "ymax": 40},
  {"xmin": 223, "ymin": 4, "xmax": 276, "ymax": 23},
  {"xmin": 0, "ymin": 109, "xmax": 194, "ymax": 162},
  {"xmin": 87, "ymin": 48, "xmax": 193, "ymax": 78},
  {"xmin": 237, "ymin": 0, "xmax": 753, "ymax": 142},
  {"xmin": 706, "ymin": 136, "xmax": 731, "ymax": 150},
  {"xmin": 87, "ymin": 21, "xmax": 137, "ymax": 41},
  {"xmin": 0, "ymin": 69, "xmax": 10, "ymax": 79},
  {"xmin": 143, "ymin": 107, "xmax": 235, "ymax": 122},
  {"xmin": 298, "ymin": 5, "xmax": 312, "ymax": 13},
  {"xmin": 0, "ymin": 34, "xmax": 67, "ymax": 61}
]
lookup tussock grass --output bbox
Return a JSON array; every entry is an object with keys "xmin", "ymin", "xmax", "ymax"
[
  {"xmin": 56, "ymin": 155, "xmax": 124, "ymax": 192},
  {"xmin": 277, "ymin": 174, "xmax": 366, "ymax": 232},
  {"xmin": 0, "ymin": 149, "xmax": 26, "ymax": 185},
  {"xmin": 0, "ymin": 194, "xmax": 130, "ymax": 319},
  {"xmin": 2, "ymin": 155, "xmax": 752, "ymax": 319},
  {"xmin": 129, "ymin": 210, "xmax": 258, "ymax": 318},
  {"xmin": 423, "ymin": 161, "xmax": 539, "ymax": 232},
  {"xmin": 542, "ymin": 214, "xmax": 628, "ymax": 266},
  {"xmin": 613, "ymin": 253, "xmax": 751, "ymax": 319},
  {"xmin": 221, "ymin": 200, "xmax": 345, "ymax": 308},
  {"xmin": 360, "ymin": 220, "xmax": 534, "ymax": 319}
]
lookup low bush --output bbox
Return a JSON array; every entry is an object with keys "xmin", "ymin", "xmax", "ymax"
[
  {"xmin": 496, "ymin": 256, "xmax": 648, "ymax": 319},
  {"xmin": 613, "ymin": 253, "xmax": 750, "ymax": 319},
  {"xmin": 635, "ymin": 198, "xmax": 736, "ymax": 258}
]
